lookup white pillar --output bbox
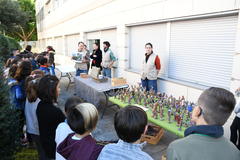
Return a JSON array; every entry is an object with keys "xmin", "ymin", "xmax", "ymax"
[{"xmin": 116, "ymin": 24, "xmax": 129, "ymax": 78}]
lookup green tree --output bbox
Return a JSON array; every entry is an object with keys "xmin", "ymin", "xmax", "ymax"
[
  {"xmin": 0, "ymin": 60, "xmax": 21, "ymax": 160},
  {"xmin": 0, "ymin": 34, "xmax": 21, "ymax": 61},
  {"xmin": 14, "ymin": 0, "xmax": 37, "ymax": 43},
  {"xmin": 0, "ymin": 34, "xmax": 10, "ymax": 60},
  {"xmin": 0, "ymin": 0, "xmax": 27, "ymax": 33}
]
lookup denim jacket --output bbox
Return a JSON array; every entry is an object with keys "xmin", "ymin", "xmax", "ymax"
[{"xmin": 8, "ymin": 78, "xmax": 26, "ymax": 110}]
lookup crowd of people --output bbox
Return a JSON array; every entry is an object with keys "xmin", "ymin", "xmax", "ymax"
[
  {"xmin": 72, "ymin": 41, "xmax": 116, "ymax": 78},
  {"xmin": 2, "ymin": 42, "xmax": 240, "ymax": 160}
]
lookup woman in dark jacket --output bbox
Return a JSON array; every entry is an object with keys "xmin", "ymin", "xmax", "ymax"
[{"xmin": 90, "ymin": 43, "xmax": 102, "ymax": 69}]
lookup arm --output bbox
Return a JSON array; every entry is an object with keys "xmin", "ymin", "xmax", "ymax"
[
  {"xmin": 15, "ymin": 85, "xmax": 24, "ymax": 100},
  {"xmin": 234, "ymin": 100, "xmax": 240, "ymax": 114},
  {"xmin": 83, "ymin": 52, "xmax": 90, "ymax": 63},
  {"xmin": 109, "ymin": 51, "xmax": 116, "ymax": 68},
  {"xmin": 155, "ymin": 55, "xmax": 161, "ymax": 75}
]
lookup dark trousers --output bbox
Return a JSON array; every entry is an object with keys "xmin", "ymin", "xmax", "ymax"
[
  {"xmin": 230, "ymin": 116, "xmax": 240, "ymax": 150},
  {"xmin": 29, "ymin": 133, "xmax": 49, "ymax": 160},
  {"xmin": 141, "ymin": 79, "xmax": 158, "ymax": 93}
]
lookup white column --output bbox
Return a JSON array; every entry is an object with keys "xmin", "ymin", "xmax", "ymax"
[
  {"xmin": 62, "ymin": 35, "xmax": 67, "ymax": 56},
  {"xmin": 116, "ymin": 24, "xmax": 129, "ymax": 78}
]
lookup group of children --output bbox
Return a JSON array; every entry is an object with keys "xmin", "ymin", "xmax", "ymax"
[{"xmin": 3, "ymin": 45, "xmax": 240, "ymax": 160}]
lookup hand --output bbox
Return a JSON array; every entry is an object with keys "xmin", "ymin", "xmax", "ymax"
[{"xmin": 93, "ymin": 55, "xmax": 97, "ymax": 58}]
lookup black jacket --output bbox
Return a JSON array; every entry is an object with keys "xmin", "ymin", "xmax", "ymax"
[
  {"xmin": 90, "ymin": 49, "xmax": 102, "ymax": 68},
  {"xmin": 36, "ymin": 101, "xmax": 65, "ymax": 159}
]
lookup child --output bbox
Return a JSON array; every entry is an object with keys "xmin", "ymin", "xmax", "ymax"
[
  {"xmin": 37, "ymin": 75, "xmax": 65, "ymax": 159},
  {"xmin": 97, "ymin": 106, "xmax": 153, "ymax": 160},
  {"xmin": 230, "ymin": 87, "xmax": 240, "ymax": 150},
  {"xmin": 167, "ymin": 87, "xmax": 240, "ymax": 160},
  {"xmin": 38, "ymin": 56, "xmax": 50, "ymax": 75},
  {"xmin": 57, "ymin": 103, "xmax": 103, "ymax": 160},
  {"xmin": 24, "ymin": 71, "xmax": 45, "ymax": 159},
  {"xmin": 11, "ymin": 60, "xmax": 32, "ymax": 110},
  {"xmin": 55, "ymin": 96, "xmax": 83, "ymax": 160}
]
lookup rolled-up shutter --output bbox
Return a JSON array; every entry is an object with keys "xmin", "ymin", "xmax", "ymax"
[
  {"xmin": 66, "ymin": 34, "xmax": 80, "ymax": 57},
  {"xmin": 129, "ymin": 23, "xmax": 167, "ymax": 73},
  {"xmin": 169, "ymin": 16, "xmax": 238, "ymax": 88},
  {"xmin": 55, "ymin": 36, "xmax": 64, "ymax": 55}
]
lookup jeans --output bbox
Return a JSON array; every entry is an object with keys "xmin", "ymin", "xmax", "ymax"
[
  {"xmin": 230, "ymin": 116, "xmax": 240, "ymax": 150},
  {"xmin": 141, "ymin": 79, "xmax": 157, "ymax": 93},
  {"xmin": 103, "ymin": 68, "xmax": 111, "ymax": 78},
  {"xmin": 76, "ymin": 69, "xmax": 87, "ymax": 76}
]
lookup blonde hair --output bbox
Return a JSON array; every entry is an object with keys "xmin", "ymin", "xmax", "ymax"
[{"xmin": 67, "ymin": 103, "xmax": 98, "ymax": 134}]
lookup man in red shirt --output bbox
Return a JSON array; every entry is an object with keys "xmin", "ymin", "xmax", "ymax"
[{"xmin": 141, "ymin": 43, "xmax": 161, "ymax": 93}]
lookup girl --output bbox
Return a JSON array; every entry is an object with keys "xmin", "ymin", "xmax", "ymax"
[
  {"xmin": 90, "ymin": 43, "xmax": 102, "ymax": 70},
  {"xmin": 25, "ymin": 70, "xmax": 45, "ymax": 159},
  {"xmin": 37, "ymin": 75, "xmax": 65, "ymax": 159}
]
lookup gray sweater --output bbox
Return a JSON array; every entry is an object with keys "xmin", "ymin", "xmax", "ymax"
[{"xmin": 167, "ymin": 134, "xmax": 240, "ymax": 160}]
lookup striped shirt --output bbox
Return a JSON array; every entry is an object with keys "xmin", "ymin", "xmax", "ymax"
[{"xmin": 97, "ymin": 140, "xmax": 153, "ymax": 160}]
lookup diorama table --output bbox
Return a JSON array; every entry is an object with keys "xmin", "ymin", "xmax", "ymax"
[
  {"xmin": 55, "ymin": 65, "xmax": 75, "ymax": 90},
  {"xmin": 74, "ymin": 77, "xmax": 128, "ymax": 118},
  {"xmin": 109, "ymin": 97, "xmax": 185, "ymax": 137}
]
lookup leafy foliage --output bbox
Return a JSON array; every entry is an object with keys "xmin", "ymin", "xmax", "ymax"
[
  {"xmin": 0, "ymin": 60, "xmax": 21, "ymax": 160},
  {"xmin": 0, "ymin": 0, "xmax": 27, "ymax": 33}
]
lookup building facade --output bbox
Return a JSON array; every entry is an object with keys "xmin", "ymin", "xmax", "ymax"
[{"xmin": 36, "ymin": 0, "xmax": 240, "ymax": 137}]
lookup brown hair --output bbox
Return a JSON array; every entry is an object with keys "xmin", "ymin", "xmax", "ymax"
[
  {"xmin": 198, "ymin": 87, "xmax": 236, "ymax": 125},
  {"xmin": 31, "ymin": 69, "xmax": 45, "ymax": 77},
  {"xmin": 14, "ymin": 60, "xmax": 32, "ymax": 82},
  {"xmin": 37, "ymin": 75, "xmax": 59, "ymax": 103},
  {"xmin": 8, "ymin": 64, "xmax": 18, "ymax": 78},
  {"xmin": 25, "ymin": 74, "xmax": 43, "ymax": 102}
]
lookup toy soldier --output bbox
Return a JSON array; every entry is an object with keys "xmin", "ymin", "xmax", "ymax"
[
  {"xmin": 168, "ymin": 108, "xmax": 172, "ymax": 123},
  {"xmin": 159, "ymin": 104, "xmax": 164, "ymax": 120}
]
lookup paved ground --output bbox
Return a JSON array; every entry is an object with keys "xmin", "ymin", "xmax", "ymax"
[{"xmin": 56, "ymin": 71, "xmax": 179, "ymax": 160}]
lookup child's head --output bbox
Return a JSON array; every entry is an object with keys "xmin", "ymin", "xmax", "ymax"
[
  {"xmin": 8, "ymin": 64, "xmax": 18, "ymax": 78},
  {"xmin": 25, "ymin": 74, "xmax": 43, "ymax": 102},
  {"xmin": 67, "ymin": 103, "xmax": 98, "ymax": 135},
  {"xmin": 31, "ymin": 69, "xmax": 45, "ymax": 77},
  {"xmin": 38, "ymin": 75, "xmax": 60, "ymax": 103},
  {"xmin": 38, "ymin": 56, "xmax": 48, "ymax": 66},
  {"xmin": 64, "ymin": 96, "xmax": 83, "ymax": 116},
  {"xmin": 114, "ymin": 106, "xmax": 147, "ymax": 143},
  {"xmin": 192, "ymin": 87, "xmax": 236, "ymax": 126},
  {"xmin": 14, "ymin": 60, "xmax": 32, "ymax": 81}
]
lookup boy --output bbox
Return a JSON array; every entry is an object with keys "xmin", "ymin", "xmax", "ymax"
[
  {"xmin": 167, "ymin": 87, "xmax": 240, "ymax": 160},
  {"xmin": 55, "ymin": 96, "xmax": 83, "ymax": 160},
  {"xmin": 38, "ymin": 56, "xmax": 50, "ymax": 75},
  {"xmin": 97, "ymin": 106, "xmax": 153, "ymax": 160}
]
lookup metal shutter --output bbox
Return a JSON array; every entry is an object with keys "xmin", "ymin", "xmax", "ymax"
[
  {"xmin": 55, "ymin": 36, "xmax": 64, "ymax": 55},
  {"xmin": 66, "ymin": 34, "xmax": 80, "ymax": 56},
  {"xmin": 169, "ymin": 16, "xmax": 238, "ymax": 88},
  {"xmin": 129, "ymin": 23, "xmax": 167, "ymax": 73}
]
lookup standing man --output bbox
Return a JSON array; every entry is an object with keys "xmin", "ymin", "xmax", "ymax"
[
  {"xmin": 83, "ymin": 44, "xmax": 90, "ymax": 73},
  {"xmin": 101, "ymin": 41, "xmax": 116, "ymax": 78},
  {"xmin": 72, "ymin": 42, "xmax": 90, "ymax": 76},
  {"xmin": 141, "ymin": 43, "xmax": 161, "ymax": 93}
]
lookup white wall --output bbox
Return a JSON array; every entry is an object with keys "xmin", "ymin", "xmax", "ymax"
[
  {"xmin": 36, "ymin": 0, "xmax": 240, "ymax": 139},
  {"xmin": 36, "ymin": 0, "xmax": 239, "ymax": 39}
]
